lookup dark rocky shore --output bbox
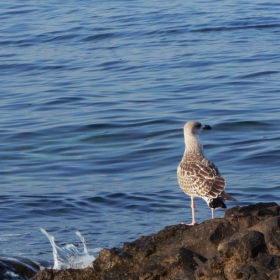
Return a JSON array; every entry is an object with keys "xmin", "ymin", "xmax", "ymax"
[{"xmin": 32, "ymin": 202, "xmax": 280, "ymax": 280}]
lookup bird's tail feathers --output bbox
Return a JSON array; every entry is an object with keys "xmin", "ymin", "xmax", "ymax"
[
  {"xmin": 221, "ymin": 192, "xmax": 237, "ymax": 202},
  {"xmin": 209, "ymin": 198, "xmax": 227, "ymax": 209}
]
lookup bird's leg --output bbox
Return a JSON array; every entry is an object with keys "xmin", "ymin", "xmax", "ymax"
[
  {"xmin": 190, "ymin": 197, "xmax": 197, "ymax": 225},
  {"xmin": 211, "ymin": 208, "xmax": 214, "ymax": 219},
  {"xmin": 181, "ymin": 196, "xmax": 198, "ymax": 226}
]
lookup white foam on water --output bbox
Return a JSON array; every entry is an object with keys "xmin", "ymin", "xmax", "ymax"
[
  {"xmin": 40, "ymin": 228, "xmax": 95, "ymax": 270},
  {"xmin": 4, "ymin": 271, "xmax": 20, "ymax": 278},
  {"xmin": 0, "ymin": 256, "xmax": 41, "ymax": 280}
]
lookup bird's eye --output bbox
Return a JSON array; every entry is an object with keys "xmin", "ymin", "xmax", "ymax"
[{"xmin": 195, "ymin": 123, "xmax": 202, "ymax": 129}]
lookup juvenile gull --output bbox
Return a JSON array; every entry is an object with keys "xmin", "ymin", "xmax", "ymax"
[{"xmin": 177, "ymin": 120, "xmax": 237, "ymax": 226}]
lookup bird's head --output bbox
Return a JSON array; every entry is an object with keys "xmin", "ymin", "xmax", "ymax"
[{"xmin": 184, "ymin": 120, "xmax": 212, "ymax": 136}]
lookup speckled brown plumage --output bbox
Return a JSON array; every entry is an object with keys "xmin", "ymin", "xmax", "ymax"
[
  {"xmin": 178, "ymin": 154, "xmax": 225, "ymax": 198},
  {"xmin": 177, "ymin": 120, "xmax": 237, "ymax": 225}
]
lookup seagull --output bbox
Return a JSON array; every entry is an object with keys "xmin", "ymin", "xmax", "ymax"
[{"xmin": 177, "ymin": 120, "xmax": 237, "ymax": 226}]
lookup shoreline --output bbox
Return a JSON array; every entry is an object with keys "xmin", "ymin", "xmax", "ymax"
[{"xmin": 32, "ymin": 202, "xmax": 280, "ymax": 280}]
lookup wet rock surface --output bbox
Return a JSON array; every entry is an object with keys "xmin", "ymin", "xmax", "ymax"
[
  {"xmin": 32, "ymin": 202, "xmax": 280, "ymax": 280},
  {"xmin": 31, "ymin": 267, "xmax": 99, "ymax": 280}
]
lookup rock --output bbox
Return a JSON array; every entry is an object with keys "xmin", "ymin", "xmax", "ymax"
[
  {"xmin": 32, "ymin": 267, "xmax": 98, "ymax": 280},
  {"xmin": 196, "ymin": 203, "xmax": 280, "ymax": 280},
  {"xmin": 32, "ymin": 202, "xmax": 280, "ymax": 280}
]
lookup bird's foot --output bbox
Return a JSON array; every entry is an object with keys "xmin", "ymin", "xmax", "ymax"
[{"xmin": 181, "ymin": 221, "xmax": 198, "ymax": 226}]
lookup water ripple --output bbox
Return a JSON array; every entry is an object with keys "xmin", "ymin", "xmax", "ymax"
[{"xmin": 1, "ymin": 1, "xmax": 280, "ymax": 274}]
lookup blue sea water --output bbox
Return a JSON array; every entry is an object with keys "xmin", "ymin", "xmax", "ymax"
[{"xmin": 1, "ymin": 0, "xmax": 280, "ymax": 278}]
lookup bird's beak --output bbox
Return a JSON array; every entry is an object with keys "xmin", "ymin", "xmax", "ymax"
[{"xmin": 203, "ymin": 125, "xmax": 212, "ymax": 130}]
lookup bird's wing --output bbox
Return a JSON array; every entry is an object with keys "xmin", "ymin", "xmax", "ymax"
[{"xmin": 179, "ymin": 159, "xmax": 225, "ymax": 198}]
